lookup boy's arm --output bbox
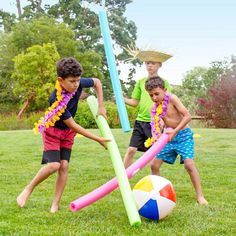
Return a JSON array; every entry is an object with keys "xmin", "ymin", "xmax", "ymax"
[
  {"xmin": 168, "ymin": 95, "xmax": 191, "ymax": 139},
  {"xmin": 63, "ymin": 117, "xmax": 110, "ymax": 149},
  {"xmin": 124, "ymin": 97, "xmax": 139, "ymax": 107},
  {"xmin": 124, "ymin": 79, "xmax": 140, "ymax": 107},
  {"xmin": 92, "ymin": 78, "xmax": 107, "ymax": 118}
]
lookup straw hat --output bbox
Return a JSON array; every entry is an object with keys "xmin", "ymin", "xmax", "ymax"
[{"xmin": 124, "ymin": 45, "xmax": 172, "ymax": 63}]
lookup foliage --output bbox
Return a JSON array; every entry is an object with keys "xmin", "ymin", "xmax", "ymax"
[
  {"xmin": 0, "ymin": 112, "xmax": 43, "ymax": 131},
  {"xmin": 0, "ymin": 33, "xmax": 18, "ymax": 104},
  {"xmin": 1, "ymin": 129, "xmax": 236, "ymax": 235},
  {"xmin": 0, "ymin": 15, "xmax": 106, "ymax": 110},
  {"xmin": 0, "ymin": 10, "xmax": 16, "ymax": 32},
  {"xmin": 73, "ymin": 100, "xmax": 138, "ymax": 128},
  {"xmin": 12, "ymin": 43, "xmax": 60, "ymax": 111},
  {"xmin": 173, "ymin": 59, "xmax": 231, "ymax": 114},
  {"xmin": 40, "ymin": 0, "xmax": 138, "ymax": 97},
  {"xmin": 75, "ymin": 50, "xmax": 107, "ymax": 98},
  {"xmin": 0, "ymin": 98, "xmax": 206, "ymax": 131},
  {"xmin": 9, "ymin": 15, "xmax": 79, "ymax": 58},
  {"xmin": 0, "ymin": 16, "xmax": 81, "ymax": 105},
  {"xmin": 197, "ymin": 59, "xmax": 236, "ymax": 128},
  {"xmin": 0, "ymin": 100, "xmax": 138, "ymax": 131},
  {"xmin": 0, "ymin": 0, "xmax": 138, "ymax": 102},
  {"xmin": 45, "ymin": 0, "xmax": 136, "ymax": 52},
  {"xmin": 1, "ymin": 0, "xmax": 138, "ymax": 99},
  {"xmin": 0, "ymin": 102, "xmax": 20, "ymax": 114}
]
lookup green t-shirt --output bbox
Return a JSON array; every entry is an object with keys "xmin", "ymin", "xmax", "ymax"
[{"xmin": 131, "ymin": 77, "xmax": 171, "ymax": 122}]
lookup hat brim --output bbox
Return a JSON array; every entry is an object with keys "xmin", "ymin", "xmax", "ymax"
[{"xmin": 136, "ymin": 50, "xmax": 172, "ymax": 63}]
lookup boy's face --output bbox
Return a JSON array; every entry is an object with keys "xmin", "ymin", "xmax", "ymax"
[
  {"xmin": 58, "ymin": 76, "xmax": 81, "ymax": 93},
  {"xmin": 148, "ymin": 87, "xmax": 166, "ymax": 103},
  {"xmin": 145, "ymin": 61, "xmax": 161, "ymax": 76}
]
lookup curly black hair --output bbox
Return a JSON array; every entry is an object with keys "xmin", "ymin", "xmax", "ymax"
[
  {"xmin": 145, "ymin": 76, "xmax": 165, "ymax": 91},
  {"xmin": 56, "ymin": 57, "xmax": 83, "ymax": 79}
]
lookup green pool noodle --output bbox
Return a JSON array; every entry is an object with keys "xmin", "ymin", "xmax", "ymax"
[{"xmin": 87, "ymin": 95, "xmax": 141, "ymax": 227}]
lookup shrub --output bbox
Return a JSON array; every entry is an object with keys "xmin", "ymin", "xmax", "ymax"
[
  {"xmin": 74, "ymin": 100, "xmax": 138, "ymax": 128},
  {"xmin": 197, "ymin": 75, "xmax": 236, "ymax": 128},
  {"xmin": 0, "ymin": 101, "xmax": 138, "ymax": 131},
  {"xmin": 0, "ymin": 112, "xmax": 43, "ymax": 131}
]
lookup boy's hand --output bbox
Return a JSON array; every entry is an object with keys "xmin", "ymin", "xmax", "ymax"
[
  {"xmin": 165, "ymin": 129, "xmax": 177, "ymax": 142},
  {"xmin": 97, "ymin": 106, "xmax": 107, "ymax": 119},
  {"xmin": 98, "ymin": 137, "xmax": 111, "ymax": 149}
]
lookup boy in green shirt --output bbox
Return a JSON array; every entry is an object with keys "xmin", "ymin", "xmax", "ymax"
[{"xmin": 123, "ymin": 49, "xmax": 172, "ymax": 170}]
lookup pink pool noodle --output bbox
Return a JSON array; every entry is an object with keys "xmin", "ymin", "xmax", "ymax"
[{"xmin": 70, "ymin": 129, "xmax": 171, "ymax": 212}]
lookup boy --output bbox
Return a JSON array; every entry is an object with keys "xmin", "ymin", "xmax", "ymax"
[
  {"xmin": 17, "ymin": 57, "xmax": 110, "ymax": 213},
  {"xmin": 123, "ymin": 48, "xmax": 172, "ymax": 169},
  {"xmin": 145, "ymin": 76, "xmax": 208, "ymax": 205}
]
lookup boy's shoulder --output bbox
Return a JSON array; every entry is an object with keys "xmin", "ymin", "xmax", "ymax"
[
  {"xmin": 169, "ymin": 93, "xmax": 178, "ymax": 100},
  {"xmin": 79, "ymin": 77, "xmax": 94, "ymax": 87},
  {"xmin": 169, "ymin": 93, "xmax": 185, "ymax": 106}
]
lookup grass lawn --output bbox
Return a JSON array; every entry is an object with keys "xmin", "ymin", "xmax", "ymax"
[{"xmin": 0, "ymin": 128, "xmax": 236, "ymax": 235}]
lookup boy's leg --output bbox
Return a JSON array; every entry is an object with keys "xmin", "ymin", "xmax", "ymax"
[
  {"xmin": 124, "ymin": 121, "xmax": 150, "ymax": 168},
  {"xmin": 150, "ymin": 158, "xmax": 164, "ymax": 175},
  {"xmin": 184, "ymin": 159, "xmax": 208, "ymax": 205},
  {"xmin": 50, "ymin": 160, "xmax": 69, "ymax": 213},
  {"xmin": 17, "ymin": 162, "xmax": 60, "ymax": 207},
  {"xmin": 124, "ymin": 147, "xmax": 137, "ymax": 168}
]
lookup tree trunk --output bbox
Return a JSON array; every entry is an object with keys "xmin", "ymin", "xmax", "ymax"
[
  {"xmin": 37, "ymin": 0, "xmax": 42, "ymax": 10},
  {"xmin": 17, "ymin": 91, "xmax": 35, "ymax": 119},
  {"xmin": 16, "ymin": 0, "xmax": 22, "ymax": 17}
]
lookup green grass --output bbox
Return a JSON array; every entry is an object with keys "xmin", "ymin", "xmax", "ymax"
[{"xmin": 0, "ymin": 129, "xmax": 236, "ymax": 235}]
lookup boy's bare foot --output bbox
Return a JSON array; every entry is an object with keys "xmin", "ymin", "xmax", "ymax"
[
  {"xmin": 17, "ymin": 187, "xmax": 32, "ymax": 207},
  {"xmin": 197, "ymin": 196, "xmax": 208, "ymax": 205},
  {"xmin": 50, "ymin": 204, "xmax": 59, "ymax": 213}
]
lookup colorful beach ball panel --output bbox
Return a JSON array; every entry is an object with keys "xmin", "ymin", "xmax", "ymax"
[{"xmin": 133, "ymin": 175, "xmax": 176, "ymax": 220}]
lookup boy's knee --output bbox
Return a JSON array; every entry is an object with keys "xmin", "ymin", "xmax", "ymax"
[
  {"xmin": 184, "ymin": 159, "xmax": 195, "ymax": 171},
  {"xmin": 59, "ymin": 161, "xmax": 69, "ymax": 173},
  {"xmin": 48, "ymin": 162, "xmax": 61, "ymax": 173},
  {"xmin": 151, "ymin": 163, "xmax": 160, "ymax": 171},
  {"xmin": 150, "ymin": 159, "xmax": 162, "ymax": 174},
  {"xmin": 127, "ymin": 147, "xmax": 137, "ymax": 156}
]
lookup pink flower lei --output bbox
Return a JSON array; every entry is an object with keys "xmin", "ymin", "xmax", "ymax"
[
  {"xmin": 34, "ymin": 81, "xmax": 75, "ymax": 134},
  {"xmin": 144, "ymin": 92, "xmax": 170, "ymax": 148}
]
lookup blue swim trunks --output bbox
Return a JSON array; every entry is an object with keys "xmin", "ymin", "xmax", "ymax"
[{"xmin": 156, "ymin": 128, "xmax": 194, "ymax": 164}]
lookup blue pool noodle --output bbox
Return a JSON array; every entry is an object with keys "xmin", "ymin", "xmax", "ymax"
[{"xmin": 98, "ymin": 10, "xmax": 131, "ymax": 132}]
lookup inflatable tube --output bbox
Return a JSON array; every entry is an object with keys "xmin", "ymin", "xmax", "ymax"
[
  {"xmin": 76, "ymin": 96, "xmax": 141, "ymax": 226},
  {"xmin": 98, "ymin": 10, "xmax": 131, "ymax": 133},
  {"xmin": 70, "ymin": 126, "xmax": 171, "ymax": 213}
]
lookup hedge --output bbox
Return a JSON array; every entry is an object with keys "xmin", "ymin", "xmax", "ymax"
[{"xmin": 0, "ymin": 101, "xmax": 138, "ymax": 131}]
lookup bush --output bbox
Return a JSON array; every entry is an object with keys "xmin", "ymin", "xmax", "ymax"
[
  {"xmin": 74, "ymin": 100, "xmax": 138, "ymax": 128},
  {"xmin": 0, "ymin": 101, "xmax": 138, "ymax": 131},
  {"xmin": 0, "ymin": 102, "xmax": 20, "ymax": 113},
  {"xmin": 197, "ymin": 75, "xmax": 236, "ymax": 128},
  {"xmin": 0, "ymin": 112, "xmax": 43, "ymax": 131}
]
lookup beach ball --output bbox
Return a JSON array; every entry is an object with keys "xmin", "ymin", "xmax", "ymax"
[{"xmin": 133, "ymin": 175, "xmax": 176, "ymax": 221}]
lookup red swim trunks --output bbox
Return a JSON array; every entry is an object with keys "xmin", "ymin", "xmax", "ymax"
[{"xmin": 41, "ymin": 127, "xmax": 76, "ymax": 164}]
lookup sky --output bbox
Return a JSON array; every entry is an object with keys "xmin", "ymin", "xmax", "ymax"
[{"xmin": 1, "ymin": 0, "xmax": 236, "ymax": 85}]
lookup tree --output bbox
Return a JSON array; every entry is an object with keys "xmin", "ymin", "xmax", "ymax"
[
  {"xmin": 8, "ymin": 16, "xmax": 79, "ymax": 57},
  {"xmin": 12, "ymin": 43, "xmax": 60, "ymax": 117},
  {"xmin": 197, "ymin": 58, "xmax": 236, "ymax": 128},
  {"xmin": 173, "ymin": 59, "xmax": 230, "ymax": 113},
  {"xmin": 16, "ymin": 0, "xmax": 22, "ymax": 17},
  {"xmin": 45, "ymin": 0, "xmax": 137, "ymax": 97},
  {"xmin": 0, "ymin": 10, "xmax": 17, "ymax": 32},
  {"xmin": 20, "ymin": 0, "xmax": 44, "ymax": 19},
  {"xmin": 0, "ymin": 16, "xmax": 85, "ymax": 105},
  {"xmin": 0, "ymin": 32, "xmax": 20, "ymax": 105},
  {"xmin": 1, "ymin": 0, "xmax": 138, "ymax": 100}
]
